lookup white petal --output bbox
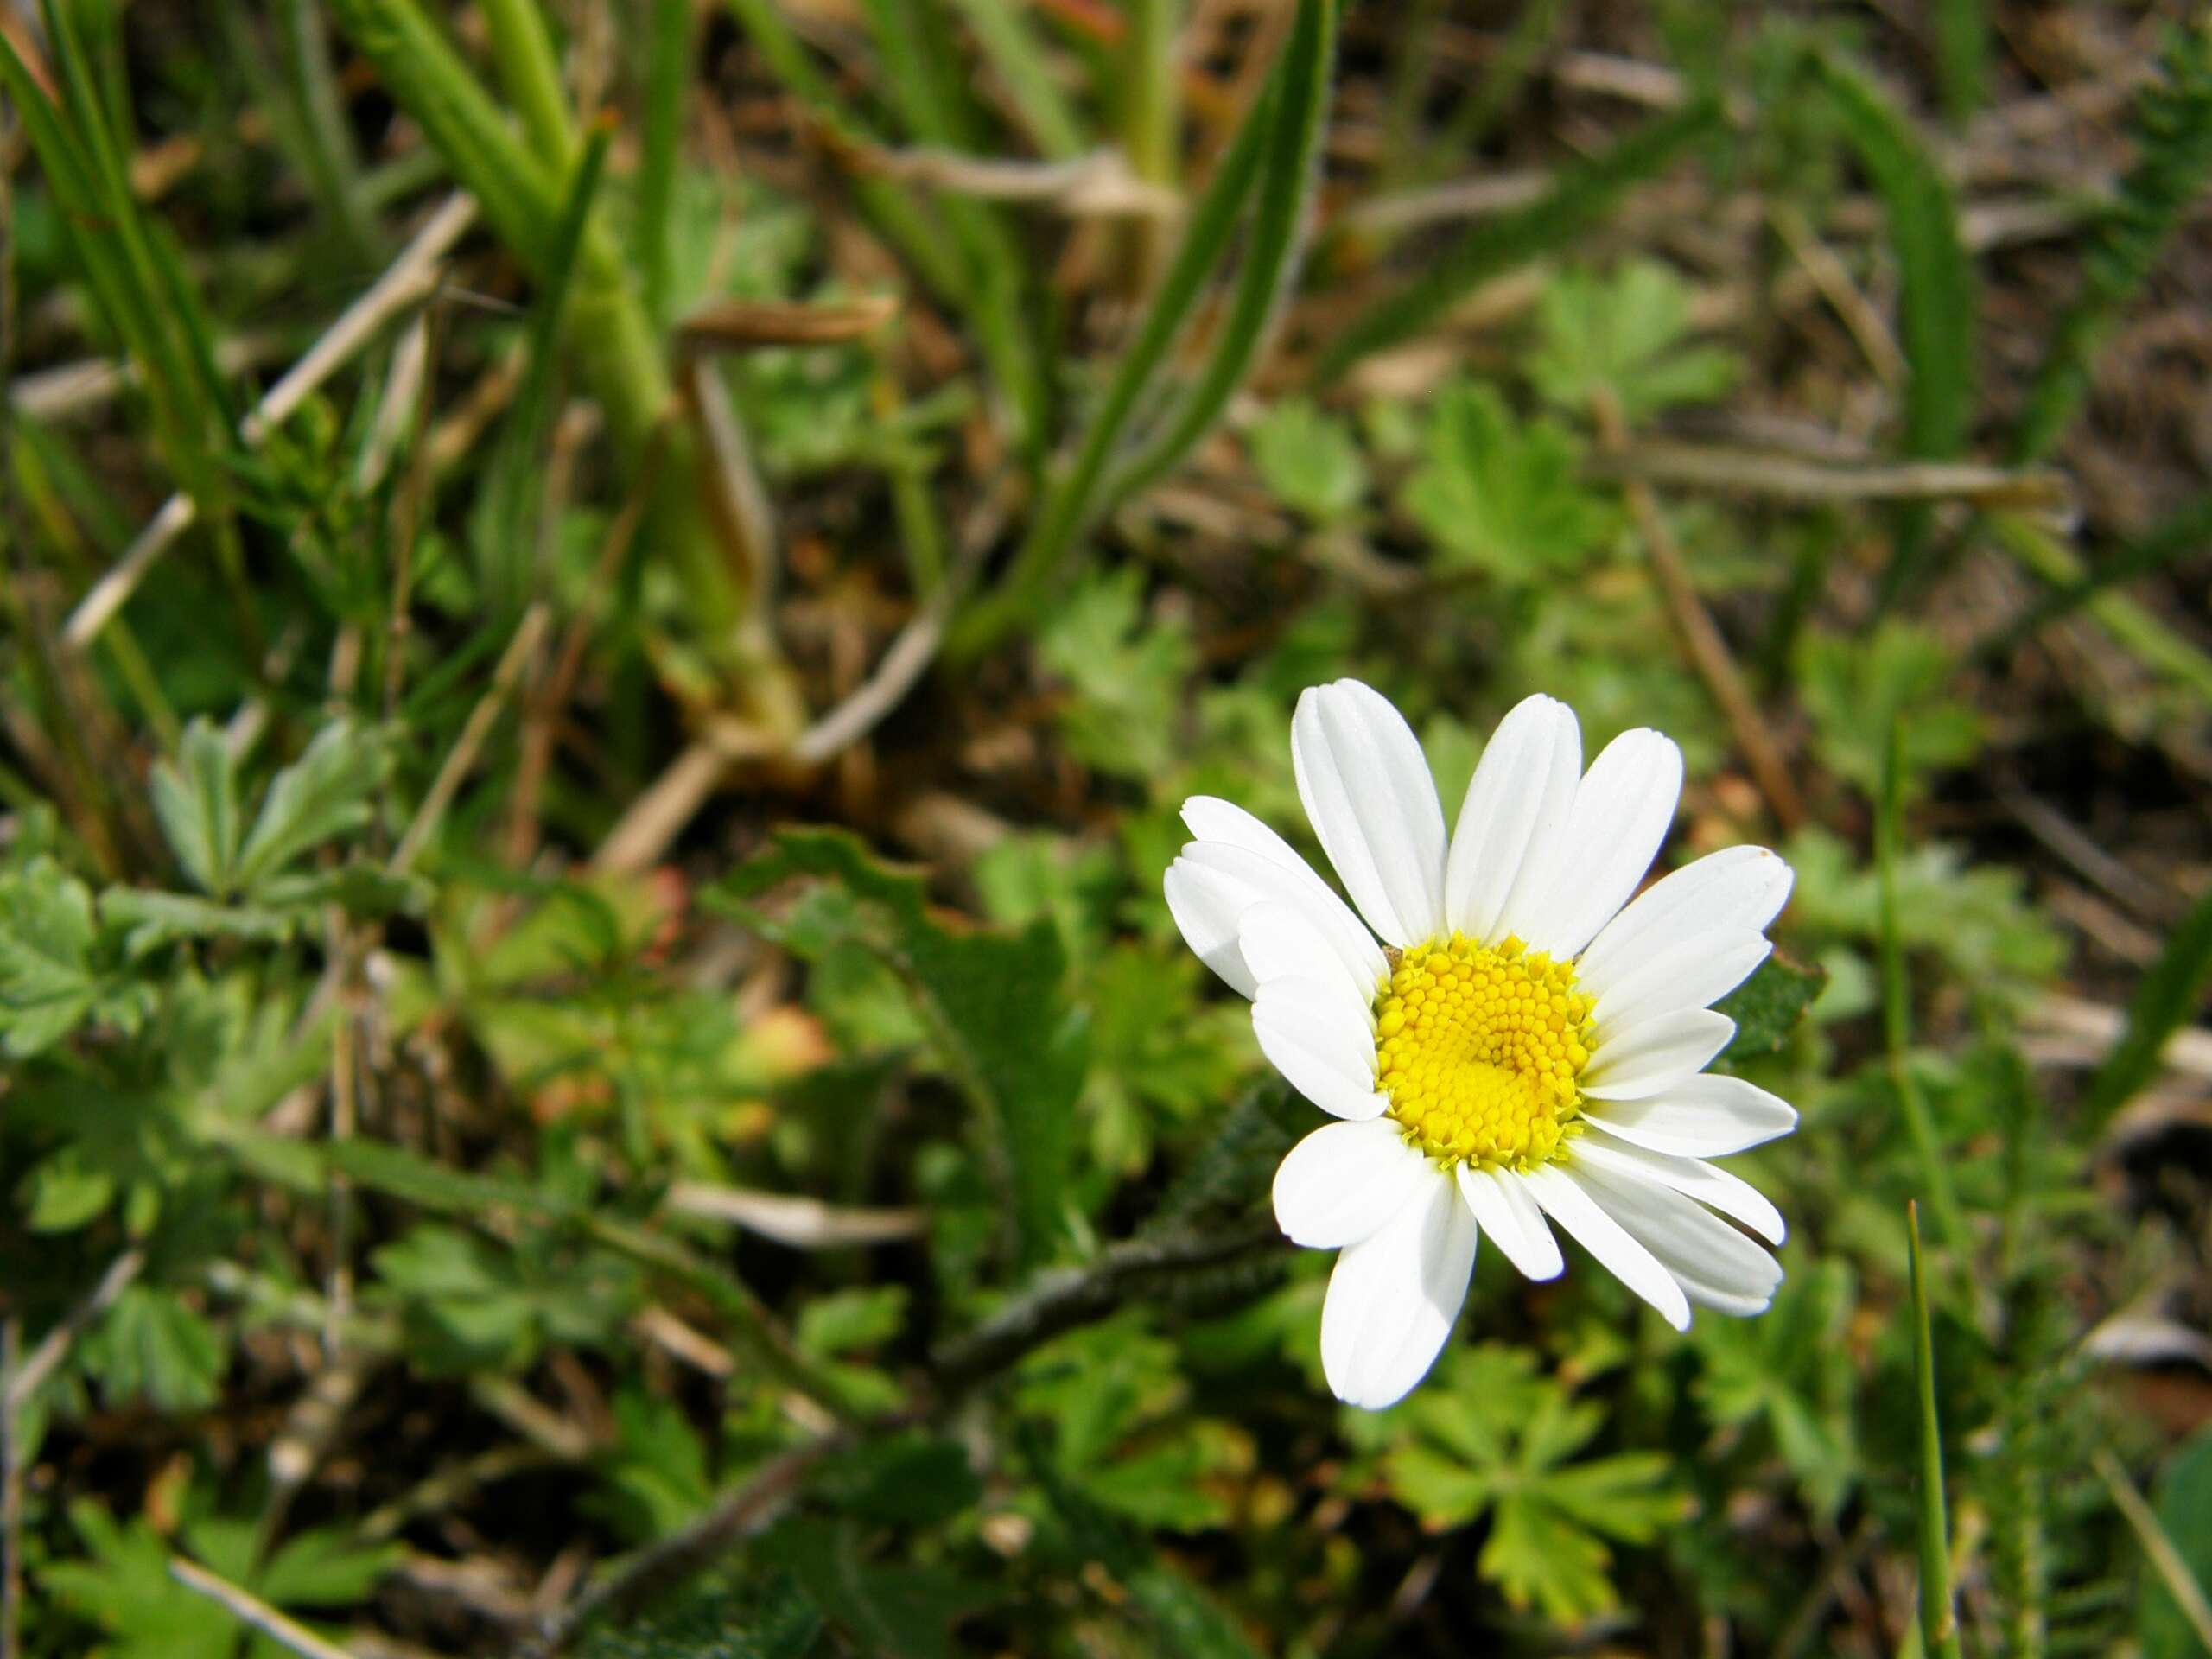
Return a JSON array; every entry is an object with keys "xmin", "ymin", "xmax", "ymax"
[
  {"xmin": 1252, "ymin": 975, "xmax": 1386, "ymax": 1121},
  {"xmin": 1180, "ymin": 797, "xmax": 1383, "ymax": 975},
  {"xmin": 1454, "ymin": 1163, "xmax": 1563, "ymax": 1281},
  {"xmin": 1179, "ymin": 840, "xmax": 1386, "ymax": 991},
  {"xmin": 1592, "ymin": 931, "xmax": 1772, "ymax": 1029},
  {"xmin": 1580, "ymin": 1007, "xmax": 1735, "ymax": 1101},
  {"xmin": 1522, "ymin": 1162, "xmax": 1691, "ymax": 1330},
  {"xmin": 1274, "ymin": 1119, "xmax": 1433, "ymax": 1249},
  {"xmin": 1568, "ymin": 1157, "xmax": 1781, "ymax": 1316},
  {"xmin": 1165, "ymin": 857, "xmax": 1261, "ymax": 998},
  {"xmin": 1578, "ymin": 846, "xmax": 1795, "ymax": 997},
  {"xmin": 1320, "ymin": 1172, "xmax": 1476, "ymax": 1409},
  {"xmin": 1570, "ymin": 1133, "xmax": 1786, "ymax": 1244},
  {"xmin": 1290, "ymin": 680, "xmax": 1446, "ymax": 947},
  {"xmin": 1239, "ymin": 901, "xmax": 1376, "ymax": 1016},
  {"xmin": 1503, "ymin": 728, "xmax": 1683, "ymax": 959},
  {"xmin": 1444, "ymin": 695, "xmax": 1581, "ymax": 944},
  {"xmin": 1582, "ymin": 1073, "xmax": 1798, "ymax": 1157}
]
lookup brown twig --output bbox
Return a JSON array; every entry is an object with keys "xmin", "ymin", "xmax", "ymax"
[
  {"xmin": 1592, "ymin": 441, "xmax": 2068, "ymax": 512},
  {"xmin": 1591, "ymin": 390, "xmax": 1808, "ymax": 834},
  {"xmin": 389, "ymin": 604, "xmax": 551, "ymax": 877}
]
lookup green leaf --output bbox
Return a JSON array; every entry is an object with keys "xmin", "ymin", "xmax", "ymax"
[
  {"xmin": 99, "ymin": 890, "xmax": 300, "ymax": 960},
  {"xmin": 1529, "ymin": 259, "xmax": 1738, "ymax": 421},
  {"xmin": 1797, "ymin": 620, "xmax": 1980, "ymax": 800},
  {"xmin": 1400, "ymin": 380, "xmax": 1614, "ymax": 579},
  {"xmin": 814, "ymin": 1433, "xmax": 980, "ymax": 1529},
  {"xmin": 149, "ymin": 719, "xmax": 242, "ymax": 896},
  {"xmin": 2138, "ymin": 1427, "xmax": 2212, "ymax": 1658},
  {"xmin": 1377, "ymin": 1344, "xmax": 1683, "ymax": 1622},
  {"xmin": 234, "ymin": 721, "xmax": 389, "ymax": 893},
  {"xmin": 755, "ymin": 1516, "xmax": 989, "ymax": 1659},
  {"xmin": 1715, "ymin": 953, "xmax": 1827, "ymax": 1058},
  {"xmin": 1693, "ymin": 1258, "xmax": 1860, "ymax": 1517},
  {"xmin": 1035, "ymin": 569, "xmax": 1197, "ymax": 781},
  {"xmin": 575, "ymin": 1577, "xmax": 824, "ymax": 1659},
  {"xmin": 795, "ymin": 1287, "xmax": 910, "ymax": 1357},
  {"xmin": 79, "ymin": 1285, "xmax": 226, "ymax": 1413},
  {"xmin": 40, "ymin": 1503, "xmax": 239, "ymax": 1659},
  {"xmin": 253, "ymin": 1526, "xmax": 403, "ymax": 1606},
  {"xmin": 0, "ymin": 858, "xmax": 110, "ymax": 1055},
  {"xmin": 709, "ymin": 828, "xmax": 1088, "ymax": 1269},
  {"xmin": 1248, "ymin": 397, "xmax": 1369, "ymax": 523},
  {"xmin": 2085, "ymin": 884, "xmax": 2212, "ymax": 1132}
]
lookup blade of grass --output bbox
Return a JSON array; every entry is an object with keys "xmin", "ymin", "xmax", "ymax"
[
  {"xmin": 949, "ymin": 0, "xmax": 1085, "ymax": 160},
  {"xmin": 638, "ymin": 0, "xmax": 690, "ymax": 328},
  {"xmin": 1906, "ymin": 1201, "xmax": 1964, "ymax": 1659},
  {"xmin": 326, "ymin": 0, "xmax": 668, "ymax": 458},
  {"xmin": 1932, "ymin": 0, "xmax": 1988, "ymax": 126},
  {"xmin": 2082, "ymin": 885, "xmax": 2212, "ymax": 1132},
  {"xmin": 273, "ymin": 0, "xmax": 384, "ymax": 263},
  {"xmin": 474, "ymin": 121, "xmax": 613, "ymax": 615},
  {"xmin": 1122, "ymin": 0, "xmax": 1179, "ymax": 280},
  {"xmin": 481, "ymin": 0, "xmax": 578, "ymax": 171},
  {"xmin": 1319, "ymin": 95, "xmax": 1720, "ymax": 378},
  {"xmin": 1096, "ymin": 0, "xmax": 1334, "ymax": 505},
  {"xmin": 1988, "ymin": 512, "xmax": 2212, "ymax": 704},
  {"xmin": 861, "ymin": 0, "xmax": 1052, "ymax": 454},
  {"xmin": 1980, "ymin": 493, "xmax": 2212, "ymax": 659},
  {"xmin": 1879, "ymin": 718, "xmax": 1967, "ymax": 1254},
  {"xmin": 952, "ymin": 0, "xmax": 1332, "ymax": 655},
  {"xmin": 1811, "ymin": 52, "xmax": 1976, "ymax": 606},
  {"xmin": 2012, "ymin": 22, "xmax": 2212, "ymax": 464}
]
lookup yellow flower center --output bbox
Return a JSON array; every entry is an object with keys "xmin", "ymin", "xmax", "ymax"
[{"xmin": 1373, "ymin": 935, "xmax": 1596, "ymax": 1172}]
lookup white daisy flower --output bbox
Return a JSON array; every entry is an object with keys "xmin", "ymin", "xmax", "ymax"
[{"xmin": 1166, "ymin": 680, "xmax": 1799, "ymax": 1409}]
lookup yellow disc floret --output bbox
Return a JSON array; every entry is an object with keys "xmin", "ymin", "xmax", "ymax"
[{"xmin": 1373, "ymin": 934, "xmax": 1596, "ymax": 1172}]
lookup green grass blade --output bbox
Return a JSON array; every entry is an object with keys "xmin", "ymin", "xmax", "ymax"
[
  {"xmin": 327, "ymin": 0, "xmax": 671, "ymax": 458},
  {"xmin": 1812, "ymin": 52, "xmax": 1975, "ymax": 604},
  {"xmin": 1989, "ymin": 512, "xmax": 2212, "ymax": 704},
  {"xmin": 1320, "ymin": 95, "xmax": 1719, "ymax": 378},
  {"xmin": 949, "ymin": 0, "xmax": 1085, "ymax": 159},
  {"xmin": 480, "ymin": 0, "xmax": 578, "ymax": 170},
  {"xmin": 1932, "ymin": 0, "xmax": 1989, "ymax": 125},
  {"xmin": 474, "ymin": 122, "xmax": 613, "ymax": 614},
  {"xmin": 1906, "ymin": 1202, "xmax": 1964, "ymax": 1659},
  {"xmin": 326, "ymin": 0, "xmax": 562, "ymax": 266},
  {"xmin": 861, "ymin": 0, "xmax": 1052, "ymax": 454},
  {"xmin": 274, "ymin": 0, "xmax": 385, "ymax": 264},
  {"xmin": 2012, "ymin": 22, "xmax": 2212, "ymax": 464},
  {"xmin": 2083, "ymin": 885, "xmax": 2212, "ymax": 1132},
  {"xmin": 948, "ymin": 3, "xmax": 1304, "ymax": 656},
  {"xmin": 638, "ymin": 0, "xmax": 690, "ymax": 328},
  {"xmin": 1878, "ymin": 718, "xmax": 1967, "ymax": 1254},
  {"xmin": 1097, "ymin": 0, "xmax": 1337, "ymax": 509},
  {"xmin": 1982, "ymin": 493, "xmax": 2212, "ymax": 658}
]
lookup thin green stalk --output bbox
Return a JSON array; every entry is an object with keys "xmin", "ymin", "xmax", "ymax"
[
  {"xmin": 639, "ymin": 0, "xmax": 690, "ymax": 328},
  {"xmin": 480, "ymin": 0, "xmax": 578, "ymax": 171},
  {"xmin": 1878, "ymin": 719, "xmax": 1966, "ymax": 1254},
  {"xmin": 1122, "ymin": 0, "xmax": 1179, "ymax": 277},
  {"xmin": 2082, "ymin": 884, "xmax": 2212, "ymax": 1133},
  {"xmin": 1979, "ymin": 493, "xmax": 2212, "ymax": 660},
  {"xmin": 1906, "ymin": 1203, "xmax": 1964, "ymax": 1659},
  {"xmin": 950, "ymin": 0, "xmax": 1085, "ymax": 159}
]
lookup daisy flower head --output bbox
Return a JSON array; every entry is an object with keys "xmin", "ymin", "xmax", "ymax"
[{"xmin": 1165, "ymin": 681, "xmax": 1799, "ymax": 1409}]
